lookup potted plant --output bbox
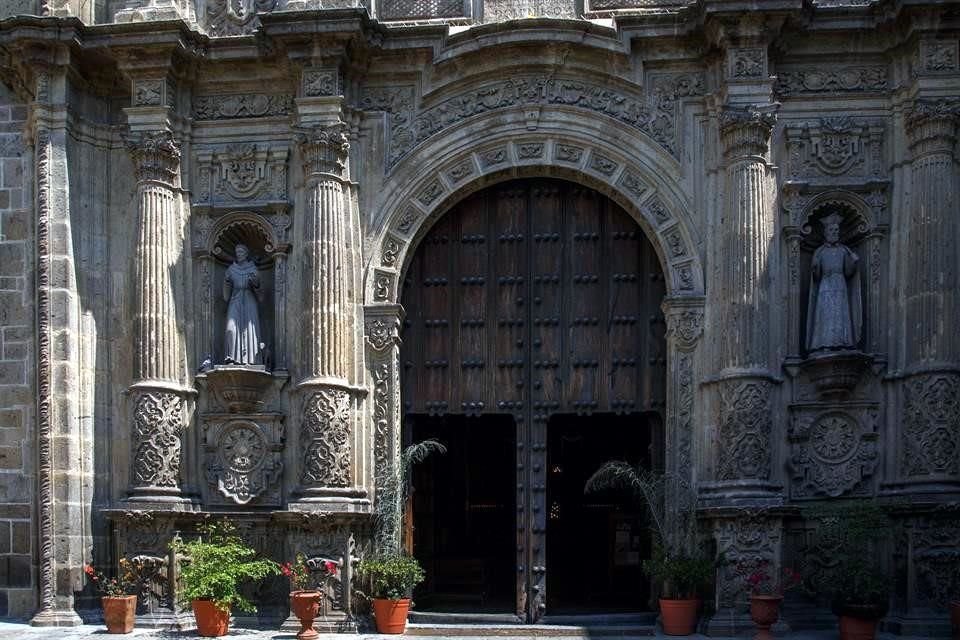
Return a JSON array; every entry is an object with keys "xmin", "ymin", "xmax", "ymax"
[
  {"xmin": 84, "ymin": 558, "xmax": 146, "ymax": 634},
  {"xmin": 807, "ymin": 503, "xmax": 890, "ymax": 640},
  {"xmin": 281, "ymin": 553, "xmax": 339, "ymax": 640},
  {"xmin": 171, "ymin": 522, "xmax": 280, "ymax": 638},
  {"xmin": 585, "ymin": 465, "xmax": 713, "ymax": 636},
  {"xmin": 733, "ymin": 557, "xmax": 802, "ymax": 638},
  {"xmin": 356, "ymin": 554, "xmax": 425, "ymax": 634}
]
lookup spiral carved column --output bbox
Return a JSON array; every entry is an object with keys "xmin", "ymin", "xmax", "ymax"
[
  {"xmin": 125, "ymin": 131, "xmax": 192, "ymax": 503},
  {"xmin": 293, "ymin": 124, "xmax": 365, "ymax": 506}
]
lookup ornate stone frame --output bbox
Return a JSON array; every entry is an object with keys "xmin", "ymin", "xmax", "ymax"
[{"xmin": 360, "ymin": 113, "xmax": 706, "ymax": 619}]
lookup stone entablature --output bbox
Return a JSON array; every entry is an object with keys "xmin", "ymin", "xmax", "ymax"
[{"xmin": 0, "ymin": 0, "xmax": 957, "ymax": 631}]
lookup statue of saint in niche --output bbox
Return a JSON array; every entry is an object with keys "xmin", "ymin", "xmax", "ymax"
[
  {"xmin": 806, "ymin": 213, "xmax": 862, "ymax": 353},
  {"xmin": 223, "ymin": 243, "xmax": 262, "ymax": 365}
]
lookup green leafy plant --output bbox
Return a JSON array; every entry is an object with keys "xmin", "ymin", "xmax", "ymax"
[
  {"xmin": 585, "ymin": 464, "xmax": 714, "ymax": 599},
  {"xmin": 356, "ymin": 554, "xmax": 425, "ymax": 600},
  {"xmin": 373, "ymin": 438, "xmax": 447, "ymax": 555},
  {"xmin": 171, "ymin": 521, "xmax": 280, "ymax": 612}
]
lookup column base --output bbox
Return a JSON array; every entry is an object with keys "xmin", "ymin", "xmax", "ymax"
[
  {"xmin": 290, "ymin": 487, "xmax": 371, "ymax": 513},
  {"xmin": 884, "ymin": 610, "xmax": 952, "ymax": 638},
  {"xmin": 30, "ymin": 607, "xmax": 83, "ymax": 627},
  {"xmin": 697, "ymin": 480, "xmax": 784, "ymax": 508}
]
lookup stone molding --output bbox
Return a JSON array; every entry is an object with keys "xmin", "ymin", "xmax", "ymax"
[
  {"xmin": 126, "ymin": 130, "xmax": 181, "ymax": 185},
  {"xmin": 719, "ymin": 103, "xmax": 777, "ymax": 159},
  {"xmin": 294, "ymin": 123, "xmax": 350, "ymax": 179}
]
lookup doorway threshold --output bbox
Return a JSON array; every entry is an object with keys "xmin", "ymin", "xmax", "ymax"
[{"xmin": 406, "ymin": 611, "xmax": 657, "ymax": 637}]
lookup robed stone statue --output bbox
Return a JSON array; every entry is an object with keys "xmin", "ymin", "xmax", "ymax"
[
  {"xmin": 223, "ymin": 243, "xmax": 262, "ymax": 365},
  {"xmin": 806, "ymin": 213, "xmax": 862, "ymax": 353}
]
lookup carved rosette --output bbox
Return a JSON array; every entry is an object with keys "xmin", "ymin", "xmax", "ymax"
[
  {"xmin": 295, "ymin": 124, "xmax": 350, "ymax": 178},
  {"xmin": 131, "ymin": 391, "xmax": 186, "ymax": 491},
  {"xmin": 300, "ymin": 387, "xmax": 352, "ymax": 488},
  {"xmin": 788, "ymin": 409, "xmax": 879, "ymax": 498},
  {"xmin": 126, "ymin": 131, "xmax": 181, "ymax": 185},
  {"xmin": 719, "ymin": 104, "xmax": 777, "ymax": 160},
  {"xmin": 900, "ymin": 373, "xmax": 960, "ymax": 479},
  {"xmin": 204, "ymin": 420, "xmax": 284, "ymax": 506},
  {"xmin": 717, "ymin": 380, "xmax": 773, "ymax": 481}
]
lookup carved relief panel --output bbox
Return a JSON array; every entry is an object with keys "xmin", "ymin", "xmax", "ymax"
[
  {"xmin": 202, "ymin": 416, "xmax": 285, "ymax": 506},
  {"xmin": 787, "ymin": 402, "xmax": 880, "ymax": 498},
  {"xmin": 194, "ymin": 145, "xmax": 289, "ymax": 207}
]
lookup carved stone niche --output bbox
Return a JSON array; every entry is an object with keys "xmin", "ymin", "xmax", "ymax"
[
  {"xmin": 192, "ymin": 210, "xmax": 292, "ymax": 372},
  {"xmin": 787, "ymin": 402, "xmax": 880, "ymax": 499},
  {"xmin": 791, "ymin": 201, "xmax": 879, "ymax": 397},
  {"xmin": 201, "ymin": 415, "xmax": 285, "ymax": 507}
]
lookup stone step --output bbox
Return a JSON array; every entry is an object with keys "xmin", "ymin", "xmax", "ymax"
[{"xmin": 406, "ymin": 612, "xmax": 658, "ymax": 638}]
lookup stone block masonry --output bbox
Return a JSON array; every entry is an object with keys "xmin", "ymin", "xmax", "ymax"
[{"xmin": 0, "ymin": 83, "xmax": 35, "ymax": 620}]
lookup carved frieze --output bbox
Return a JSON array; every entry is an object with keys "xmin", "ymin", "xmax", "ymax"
[
  {"xmin": 361, "ymin": 73, "xmax": 704, "ymax": 169},
  {"xmin": 776, "ymin": 67, "xmax": 888, "ymax": 96},
  {"xmin": 729, "ymin": 47, "xmax": 765, "ymax": 79},
  {"xmin": 206, "ymin": 0, "xmax": 278, "ymax": 36},
  {"xmin": 484, "ymin": 0, "xmax": 574, "ymax": 21},
  {"xmin": 714, "ymin": 514, "xmax": 782, "ymax": 608},
  {"xmin": 125, "ymin": 131, "xmax": 181, "ymax": 184},
  {"xmin": 131, "ymin": 391, "xmax": 186, "ymax": 491},
  {"xmin": 303, "ymin": 68, "xmax": 340, "ymax": 97},
  {"xmin": 900, "ymin": 373, "xmax": 960, "ymax": 479},
  {"xmin": 194, "ymin": 145, "xmax": 289, "ymax": 205},
  {"xmin": 717, "ymin": 380, "xmax": 773, "ymax": 481},
  {"xmin": 788, "ymin": 406, "xmax": 879, "ymax": 498},
  {"xmin": 300, "ymin": 387, "xmax": 352, "ymax": 488},
  {"xmin": 203, "ymin": 417, "xmax": 284, "ymax": 506},
  {"xmin": 193, "ymin": 93, "xmax": 294, "ymax": 120},
  {"xmin": 784, "ymin": 117, "xmax": 885, "ymax": 180}
]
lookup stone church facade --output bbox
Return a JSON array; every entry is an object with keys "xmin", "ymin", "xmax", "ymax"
[{"xmin": 0, "ymin": 0, "xmax": 958, "ymax": 633}]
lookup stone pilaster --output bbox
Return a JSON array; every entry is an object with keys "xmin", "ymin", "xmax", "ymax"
[
  {"xmin": 293, "ymin": 123, "xmax": 366, "ymax": 507},
  {"xmin": 364, "ymin": 305, "xmax": 404, "ymax": 553},
  {"xmin": 891, "ymin": 100, "xmax": 960, "ymax": 493},
  {"xmin": 125, "ymin": 131, "xmax": 193, "ymax": 504},
  {"xmin": 701, "ymin": 104, "xmax": 782, "ymax": 504}
]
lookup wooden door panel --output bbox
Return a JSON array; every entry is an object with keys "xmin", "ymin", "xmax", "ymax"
[
  {"xmin": 607, "ymin": 208, "xmax": 644, "ymax": 413},
  {"xmin": 492, "ymin": 187, "xmax": 527, "ymax": 416},
  {"xmin": 455, "ymin": 194, "xmax": 489, "ymax": 414}
]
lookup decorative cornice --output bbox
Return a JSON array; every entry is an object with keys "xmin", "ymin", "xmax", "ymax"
[
  {"xmin": 719, "ymin": 103, "xmax": 778, "ymax": 160},
  {"xmin": 906, "ymin": 99, "xmax": 959, "ymax": 156},
  {"xmin": 293, "ymin": 123, "xmax": 350, "ymax": 178},
  {"xmin": 125, "ymin": 130, "xmax": 181, "ymax": 184}
]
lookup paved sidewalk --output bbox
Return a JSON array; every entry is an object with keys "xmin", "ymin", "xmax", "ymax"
[{"xmin": 0, "ymin": 622, "xmax": 946, "ymax": 640}]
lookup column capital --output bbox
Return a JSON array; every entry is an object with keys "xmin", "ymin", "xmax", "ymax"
[
  {"xmin": 719, "ymin": 103, "xmax": 778, "ymax": 160},
  {"xmin": 294, "ymin": 123, "xmax": 349, "ymax": 178},
  {"xmin": 662, "ymin": 297, "xmax": 705, "ymax": 350},
  {"xmin": 125, "ymin": 130, "xmax": 181, "ymax": 184},
  {"xmin": 906, "ymin": 98, "xmax": 959, "ymax": 157},
  {"xmin": 364, "ymin": 305, "xmax": 404, "ymax": 353}
]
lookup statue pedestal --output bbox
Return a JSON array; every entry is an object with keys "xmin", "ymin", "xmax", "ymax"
[
  {"xmin": 196, "ymin": 365, "xmax": 285, "ymax": 413},
  {"xmin": 800, "ymin": 350, "xmax": 872, "ymax": 397}
]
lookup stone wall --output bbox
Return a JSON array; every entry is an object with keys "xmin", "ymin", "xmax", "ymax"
[{"xmin": 0, "ymin": 82, "xmax": 36, "ymax": 619}]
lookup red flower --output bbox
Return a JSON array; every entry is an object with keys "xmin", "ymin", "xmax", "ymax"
[
  {"xmin": 324, "ymin": 561, "xmax": 337, "ymax": 575},
  {"xmin": 84, "ymin": 564, "xmax": 95, "ymax": 576},
  {"xmin": 281, "ymin": 563, "xmax": 293, "ymax": 577}
]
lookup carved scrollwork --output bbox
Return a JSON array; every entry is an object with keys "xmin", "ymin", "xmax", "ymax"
[
  {"xmin": 788, "ymin": 409, "xmax": 879, "ymax": 498},
  {"xmin": 365, "ymin": 317, "xmax": 400, "ymax": 352},
  {"xmin": 131, "ymin": 391, "xmax": 185, "ymax": 490},
  {"xmin": 775, "ymin": 67, "xmax": 888, "ymax": 96},
  {"xmin": 193, "ymin": 94, "xmax": 294, "ymax": 120},
  {"xmin": 126, "ymin": 131, "xmax": 181, "ymax": 184},
  {"xmin": 665, "ymin": 309, "xmax": 703, "ymax": 348},
  {"xmin": 300, "ymin": 387, "xmax": 352, "ymax": 488},
  {"xmin": 717, "ymin": 380, "xmax": 773, "ymax": 481},
  {"xmin": 900, "ymin": 373, "xmax": 960, "ymax": 478},
  {"xmin": 204, "ymin": 419, "xmax": 284, "ymax": 506}
]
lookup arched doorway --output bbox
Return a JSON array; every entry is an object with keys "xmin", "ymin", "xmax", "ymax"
[{"xmin": 399, "ymin": 178, "xmax": 667, "ymax": 620}]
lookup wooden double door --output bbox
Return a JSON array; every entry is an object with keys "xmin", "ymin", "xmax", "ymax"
[{"xmin": 400, "ymin": 178, "xmax": 667, "ymax": 620}]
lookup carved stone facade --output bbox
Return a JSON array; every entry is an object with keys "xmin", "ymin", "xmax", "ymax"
[{"xmin": 0, "ymin": 0, "xmax": 957, "ymax": 631}]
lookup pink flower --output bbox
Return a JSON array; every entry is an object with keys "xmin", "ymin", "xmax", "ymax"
[{"xmin": 324, "ymin": 561, "xmax": 337, "ymax": 575}]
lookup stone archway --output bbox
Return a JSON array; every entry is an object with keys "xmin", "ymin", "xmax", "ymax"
[{"xmin": 362, "ymin": 113, "xmax": 706, "ymax": 622}]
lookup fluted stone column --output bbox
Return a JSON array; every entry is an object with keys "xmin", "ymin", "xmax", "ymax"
[
  {"xmin": 895, "ymin": 100, "xmax": 960, "ymax": 491},
  {"xmin": 125, "ymin": 131, "xmax": 192, "ymax": 504},
  {"xmin": 703, "ymin": 104, "xmax": 782, "ymax": 502},
  {"xmin": 293, "ymin": 123, "xmax": 365, "ymax": 506}
]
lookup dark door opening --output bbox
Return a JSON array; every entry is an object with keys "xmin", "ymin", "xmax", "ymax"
[
  {"xmin": 546, "ymin": 413, "xmax": 657, "ymax": 613},
  {"xmin": 406, "ymin": 414, "xmax": 516, "ymax": 612}
]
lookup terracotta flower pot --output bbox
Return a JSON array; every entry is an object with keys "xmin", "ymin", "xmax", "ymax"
[
  {"xmin": 102, "ymin": 595, "xmax": 136, "ymax": 634},
  {"xmin": 659, "ymin": 598, "xmax": 700, "ymax": 636},
  {"xmin": 750, "ymin": 594, "xmax": 783, "ymax": 630},
  {"xmin": 373, "ymin": 597, "xmax": 411, "ymax": 634},
  {"xmin": 838, "ymin": 614, "xmax": 879, "ymax": 640},
  {"xmin": 949, "ymin": 600, "xmax": 960, "ymax": 640},
  {"xmin": 192, "ymin": 599, "xmax": 231, "ymax": 637},
  {"xmin": 290, "ymin": 590, "xmax": 323, "ymax": 640}
]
